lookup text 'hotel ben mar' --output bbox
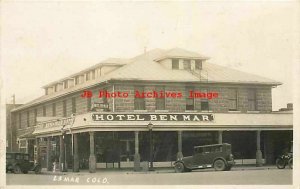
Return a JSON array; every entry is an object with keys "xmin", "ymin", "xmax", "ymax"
[{"xmin": 8, "ymin": 48, "xmax": 292, "ymax": 172}]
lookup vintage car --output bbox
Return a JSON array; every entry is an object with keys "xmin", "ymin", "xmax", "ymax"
[
  {"xmin": 174, "ymin": 143, "xmax": 235, "ymax": 173},
  {"xmin": 6, "ymin": 152, "xmax": 41, "ymax": 174}
]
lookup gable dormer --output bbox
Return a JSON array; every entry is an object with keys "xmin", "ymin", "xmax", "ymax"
[{"xmin": 154, "ymin": 48, "xmax": 208, "ymax": 71}]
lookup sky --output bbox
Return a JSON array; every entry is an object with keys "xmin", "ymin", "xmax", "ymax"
[{"xmin": 1, "ymin": 1, "xmax": 299, "ymax": 110}]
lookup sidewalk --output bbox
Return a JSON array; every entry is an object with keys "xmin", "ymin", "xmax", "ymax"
[{"xmin": 42, "ymin": 165, "xmax": 278, "ymax": 175}]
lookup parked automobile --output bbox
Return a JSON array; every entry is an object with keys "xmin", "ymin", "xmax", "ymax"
[
  {"xmin": 174, "ymin": 143, "xmax": 235, "ymax": 173},
  {"xmin": 6, "ymin": 152, "xmax": 41, "ymax": 174}
]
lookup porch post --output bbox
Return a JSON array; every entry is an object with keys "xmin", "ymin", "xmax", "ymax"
[
  {"xmin": 46, "ymin": 137, "xmax": 52, "ymax": 171},
  {"xmin": 89, "ymin": 132, "xmax": 96, "ymax": 173},
  {"xmin": 35, "ymin": 138, "xmax": 40, "ymax": 164},
  {"xmin": 59, "ymin": 135, "xmax": 66, "ymax": 172},
  {"xmin": 218, "ymin": 131, "xmax": 223, "ymax": 144},
  {"xmin": 134, "ymin": 131, "xmax": 140, "ymax": 171},
  {"xmin": 73, "ymin": 133, "xmax": 79, "ymax": 172},
  {"xmin": 177, "ymin": 131, "xmax": 183, "ymax": 160},
  {"xmin": 256, "ymin": 130, "xmax": 263, "ymax": 167}
]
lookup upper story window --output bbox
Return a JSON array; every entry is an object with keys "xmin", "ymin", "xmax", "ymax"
[
  {"xmin": 155, "ymin": 86, "xmax": 165, "ymax": 110},
  {"xmin": 52, "ymin": 103, "xmax": 56, "ymax": 116},
  {"xmin": 134, "ymin": 86, "xmax": 145, "ymax": 110},
  {"xmin": 195, "ymin": 60, "xmax": 202, "ymax": 70},
  {"xmin": 63, "ymin": 100, "xmax": 67, "ymax": 117},
  {"xmin": 91, "ymin": 70, "xmax": 96, "ymax": 79},
  {"xmin": 43, "ymin": 106, "xmax": 46, "ymax": 116},
  {"xmin": 228, "ymin": 88, "xmax": 238, "ymax": 111},
  {"xmin": 64, "ymin": 80, "xmax": 68, "ymax": 89},
  {"xmin": 75, "ymin": 76, "xmax": 80, "ymax": 85},
  {"xmin": 186, "ymin": 86, "xmax": 194, "ymax": 110},
  {"xmin": 18, "ymin": 113, "xmax": 21, "ymax": 129},
  {"xmin": 34, "ymin": 109, "xmax": 37, "ymax": 125},
  {"xmin": 87, "ymin": 98, "xmax": 92, "ymax": 111},
  {"xmin": 27, "ymin": 111, "xmax": 30, "ymax": 127},
  {"xmin": 172, "ymin": 59, "xmax": 179, "ymax": 70},
  {"xmin": 72, "ymin": 97, "xmax": 76, "ymax": 113},
  {"xmin": 86, "ymin": 72, "xmax": 91, "ymax": 81},
  {"xmin": 248, "ymin": 89, "xmax": 257, "ymax": 111},
  {"xmin": 200, "ymin": 88, "xmax": 209, "ymax": 111},
  {"xmin": 183, "ymin": 59, "xmax": 191, "ymax": 70}
]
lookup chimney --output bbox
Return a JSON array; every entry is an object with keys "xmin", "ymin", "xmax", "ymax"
[{"xmin": 287, "ymin": 103, "xmax": 293, "ymax": 110}]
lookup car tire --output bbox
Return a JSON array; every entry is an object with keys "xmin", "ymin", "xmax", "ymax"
[
  {"xmin": 214, "ymin": 159, "xmax": 226, "ymax": 171},
  {"xmin": 288, "ymin": 158, "xmax": 293, "ymax": 169},
  {"xmin": 174, "ymin": 162, "xmax": 185, "ymax": 173},
  {"xmin": 35, "ymin": 165, "xmax": 41, "ymax": 174},
  {"xmin": 13, "ymin": 165, "xmax": 22, "ymax": 174},
  {"xmin": 276, "ymin": 158, "xmax": 286, "ymax": 169}
]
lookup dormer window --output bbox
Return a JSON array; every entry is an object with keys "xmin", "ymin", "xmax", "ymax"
[
  {"xmin": 172, "ymin": 59, "xmax": 179, "ymax": 70},
  {"xmin": 195, "ymin": 60, "xmax": 202, "ymax": 70},
  {"xmin": 183, "ymin": 59, "xmax": 191, "ymax": 70}
]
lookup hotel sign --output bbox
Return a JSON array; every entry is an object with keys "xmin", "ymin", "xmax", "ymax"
[{"xmin": 92, "ymin": 113, "xmax": 214, "ymax": 122}]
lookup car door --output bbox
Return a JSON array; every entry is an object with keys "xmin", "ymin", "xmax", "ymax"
[{"xmin": 192, "ymin": 147, "xmax": 205, "ymax": 168}]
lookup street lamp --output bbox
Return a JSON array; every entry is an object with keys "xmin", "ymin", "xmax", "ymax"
[{"xmin": 147, "ymin": 122, "xmax": 154, "ymax": 171}]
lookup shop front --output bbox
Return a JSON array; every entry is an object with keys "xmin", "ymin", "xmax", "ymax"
[{"xmin": 32, "ymin": 112, "xmax": 292, "ymax": 172}]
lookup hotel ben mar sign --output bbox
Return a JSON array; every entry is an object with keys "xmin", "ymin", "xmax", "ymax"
[{"xmin": 92, "ymin": 113, "xmax": 214, "ymax": 122}]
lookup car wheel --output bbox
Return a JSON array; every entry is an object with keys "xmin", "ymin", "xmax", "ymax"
[
  {"xmin": 214, "ymin": 159, "xmax": 226, "ymax": 171},
  {"xmin": 13, "ymin": 165, "xmax": 22, "ymax": 174},
  {"xmin": 288, "ymin": 158, "xmax": 293, "ymax": 169},
  {"xmin": 276, "ymin": 158, "xmax": 286, "ymax": 169},
  {"xmin": 35, "ymin": 165, "xmax": 41, "ymax": 174},
  {"xmin": 174, "ymin": 162, "xmax": 185, "ymax": 173}
]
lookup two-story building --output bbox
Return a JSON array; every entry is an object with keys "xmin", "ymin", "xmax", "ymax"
[{"xmin": 11, "ymin": 48, "xmax": 293, "ymax": 172}]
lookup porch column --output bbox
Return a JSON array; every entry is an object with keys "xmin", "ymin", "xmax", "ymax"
[
  {"xmin": 73, "ymin": 134, "xmax": 79, "ymax": 172},
  {"xmin": 256, "ymin": 130, "xmax": 263, "ymax": 167},
  {"xmin": 177, "ymin": 131, "xmax": 183, "ymax": 160},
  {"xmin": 35, "ymin": 138, "xmax": 40, "ymax": 164},
  {"xmin": 89, "ymin": 132, "xmax": 96, "ymax": 173},
  {"xmin": 134, "ymin": 131, "xmax": 140, "ymax": 171},
  {"xmin": 46, "ymin": 137, "xmax": 52, "ymax": 171},
  {"xmin": 59, "ymin": 135, "xmax": 66, "ymax": 172},
  {"xmin": 218, "ymin": 131, "xmax": 223, "ymax": 144}
]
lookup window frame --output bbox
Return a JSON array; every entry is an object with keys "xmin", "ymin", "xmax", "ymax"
[{"xmin": 134, "ymin": 86, "xmax": 145, "ymax": 110}]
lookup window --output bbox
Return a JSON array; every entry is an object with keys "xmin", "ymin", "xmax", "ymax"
[
  {"xmin": 200, "ymin": 88, "xmax": 209, "ymax": 111},
  {"xmin": 134, "ymin": 86, "xmax": 145, "ymax": 110},
  {"xmin": 34, "ymin": 109, "xmax": 37, "ymax": 125},
  {"xmin": 87, "ymin": 98, "xmax": 92, "ymax": 111},
  {"xmin": 155, "ymin": 86, "xmax": 165, "ymax": 110},
  {"xmin": 195, "ymin": 60, "xmax": 202, "ymax": 70},
  {"xmin": 72, "ymin": 97, "xmax": 76, "ymax": 113},
  {"xmin": 248, "ymin": 89, "xmax": 257, "ymax": 111},
  {"xmin": 228, "ymin": 88, "xmax": 238, "ymax": 111},
  {"xmin": 64, "ymin": 81, "xmax": 68, "ymax": 89},
  {"xmin": 183, "ymin": 59, "xmax": 191, "ymax": 70},
  {"xmin": 92, "ymin": 70, "xmax": 96, "ymax": 79},
  {"xmin": 172, "ymin": 59, "xmax": 179, "ymax": 70},
  {"xmin": 42, "ymin": 106, "xmax": 46, "ymax": 116},
  {"xmin": 63, "ymin": 100, "xmax": 67, "ymax": 117},
  {"xmin": 54, "ymin": 85, "xmax": 57, "ymax": 92},
  {"xmin": 52, "ymin": 103, "xmax": 56, "ymax": 116},
  {"xmin": 27, "ymin": 111, "xmax": 30, "ymax": 127},
  {"xmin": 86, "ymin": 72, "xmax": 91, "ymax": 81},
  {"xmin": 18, "ymin": 113, "xmax": 21, "ymax": 128},
  {"xmin": 75, "ymin": 76, "xmax": 80, "ymax": 85},
  {"xmin": 186, "ymin": 86, "xmax": 194, "ymax": 110}
]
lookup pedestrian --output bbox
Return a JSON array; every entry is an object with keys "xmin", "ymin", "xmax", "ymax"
[{"xmin": 53, "ymin": 159, "xmax": 58, "ymax": 173}]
